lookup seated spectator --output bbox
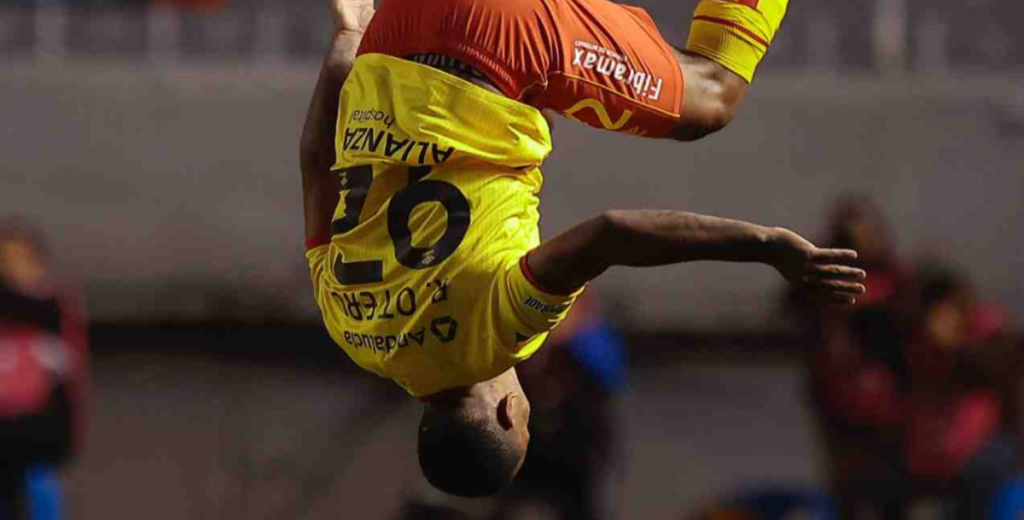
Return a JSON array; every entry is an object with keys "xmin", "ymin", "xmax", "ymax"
[
  {"xmin": 801, "ymin": 196, "xmax": 915, "ymax": 431},
  {"xmin": 789, "ymin": 196, "xmax": 915, "ymax": 520},
  {"xmin": 901, "ymin": 268, "xmax": 1020, "ymax": 520},
  {"xmin": 0, "ymin": 218, "xmax": 88, "ymax": 520},
  {"xmin": 789, "ymin": 197, "xmax": 1022, "ymax": 520}
]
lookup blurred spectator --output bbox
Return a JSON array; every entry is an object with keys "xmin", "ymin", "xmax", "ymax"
[
  {"xmin": 794, "ymin": 197, "xmax": 913, "ymax": 444},
  {"xmin": 0, "ymin": 218, "xmax": 88, "ymax": 520},
  {"xmin": 788, "ymin": 197, "xmax": 1023, "ymax": 520},
  {"xmin": 787, "ymin": 196, "xmax": 915, "ymax": 520},
  {"xmin": 900, "ymin": 268, "xmax": 1020, "ymax": 520}
]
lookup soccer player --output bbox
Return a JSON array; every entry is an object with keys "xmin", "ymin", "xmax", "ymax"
[{"xmin": 300, "ymin": 0, "xmax": 866, "ymax": 497}]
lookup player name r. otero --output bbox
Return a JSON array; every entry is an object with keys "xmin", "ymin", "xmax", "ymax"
[
  {"xmin": 343, "ymin": 127, "xmax": 456, "ymax": 166},
  {"xmin": 332, "ymin": 280, "xmax": 450, "ymax": 323}
]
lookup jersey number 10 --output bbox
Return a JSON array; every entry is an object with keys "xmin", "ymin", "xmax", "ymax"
[{"xmin": 331, "ymin": 165, "xmax": 471, "ymax": 286}]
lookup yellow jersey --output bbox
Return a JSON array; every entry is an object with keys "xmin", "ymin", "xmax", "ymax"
[{"xmin": 306, "ymin": 54, "xmax": 583, "ymax": 397}]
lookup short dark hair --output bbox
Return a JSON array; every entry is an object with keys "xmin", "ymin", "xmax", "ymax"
[{"xmin": 418, "ymin": 404, "xmax": 522, "ymax": 497}]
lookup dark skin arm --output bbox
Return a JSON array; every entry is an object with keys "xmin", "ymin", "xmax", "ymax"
[
  {"xmin": 300, "ymin": 34, "xmax": 346, "ymax": 249},
  {"xmin": 527, "ymin": 210, "xmax": 866, "ymax": 303},
  {"xmin": 299, "ymin": 1, "xmax": 373, "ymax": 248},
  {"xmin": 668, "ymin": 50, "xmax": 750, "ymax": 142}
]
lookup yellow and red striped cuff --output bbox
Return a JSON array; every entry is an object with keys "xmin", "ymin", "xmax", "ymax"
[{"xmin": 686, "ymin": 0, "xmax": 788, "ymax": 82}]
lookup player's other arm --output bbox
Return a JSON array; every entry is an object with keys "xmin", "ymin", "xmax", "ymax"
[
  {"xmin": 669, "ymin": 0, "xmax": 788, "ymax": 142},
  {"xmin": 527, "ymin": 210, "xmax": 866, "ymax": 303},
  {"xmin": 300, "ymin": 32, "xmax": 355, "ymax": 249},
  {"xmin": 299, "ymin": 1, "xmax": 373, "ymax": 249}
]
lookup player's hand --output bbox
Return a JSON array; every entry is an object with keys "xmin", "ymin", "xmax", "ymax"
[
  {"xmin": 767, "ymin": 227, "xmax": 866, "ymax": 305},
  {"xmin": 331, "ymin": 0, "xmax": 375, "ymax": 34}
]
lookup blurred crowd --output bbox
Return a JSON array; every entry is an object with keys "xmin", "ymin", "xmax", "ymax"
[{"xmin": 789, "ymin": 196, "xmax": 1023, "ymax": 520}]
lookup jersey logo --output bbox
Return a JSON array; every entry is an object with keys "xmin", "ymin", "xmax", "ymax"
[
  {"xmin": 430, "ymin": 316, "xmax": 458, "ymax": 344},
  {"xmin": 564, "ymin": 99, "xmax": 634, "ymax": 131},
  {"xmin": 522, "ymin": 296, "xmax": 568, "ymax": 315}
]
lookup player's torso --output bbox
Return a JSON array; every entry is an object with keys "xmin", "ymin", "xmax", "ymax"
[
  {"xmin": 359, "ymin": 0, "xmax": 683, "ymax": 137},
  {"xmin": 319, "ymin": 54, "xmax": 552, "ymax": 395}
]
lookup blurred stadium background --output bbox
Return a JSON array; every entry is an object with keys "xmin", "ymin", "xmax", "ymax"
[{"xmin": 1, "ymin": 0, "xmax": 1023, "ymax": 518}]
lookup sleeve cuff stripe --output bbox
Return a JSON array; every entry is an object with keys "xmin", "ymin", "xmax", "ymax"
[
  {"xmin": 519, "ymin": 254, "xmax": 577, "ymax": 297},
  {"xmin": 693, "ymin": 15, "xmax": 770, "ymax": 48}
]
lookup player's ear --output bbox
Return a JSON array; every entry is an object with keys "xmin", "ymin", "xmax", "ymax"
[{"xmin": 497, "ymin": 395, "xmax": 516, "ymax": 430}]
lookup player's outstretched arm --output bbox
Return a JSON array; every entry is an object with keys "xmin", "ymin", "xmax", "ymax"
[
  {"xmin": 668, "ymin": 0, "xmax": 789, "ymax": 142},
  {"xmin": 299, "ymin": 1, "xmax": 373, "ymax": 249},
  {"xmin": 526, "ymin": 210, "xmax": 866, "ymax": 304}
]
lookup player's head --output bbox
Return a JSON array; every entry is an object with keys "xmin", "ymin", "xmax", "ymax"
[{"xmin": 418, "ymin": 368, "xmax": 531, "ymax": 497}]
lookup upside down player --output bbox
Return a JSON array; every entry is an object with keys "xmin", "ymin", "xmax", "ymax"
[{"xmin": 300, "ymin": 0, "xmax": 867, "ymax": 497}]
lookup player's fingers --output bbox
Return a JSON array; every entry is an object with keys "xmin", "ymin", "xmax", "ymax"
[
  {"xmin": 802, "ymin": 277, "xmax": 866, "ymax": 294},
  {"xmin": 806, "ymin": 264, "xmax": 866, "ymax": 280},
  {"xmin": 811, "ymin": 248, "xmax": 858, "ymax": 264}
]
